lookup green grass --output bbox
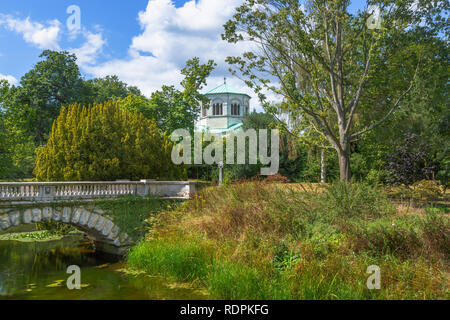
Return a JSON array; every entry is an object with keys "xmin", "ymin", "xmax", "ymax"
[
  {"xmin": 127, "ymin": 181, "xmax": 449, "ymax": 300},
  {"xmin": 128, "ymin": 238, "xmax": 214, "ymax": 282}
]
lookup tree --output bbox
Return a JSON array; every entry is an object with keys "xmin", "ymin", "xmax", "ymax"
[
  {"xmin": 34, "ymin": 102, "xmax": 186, "ymax": 181},
  {"xmin": 0, "ymin": 102, "xmax": 12, "ymax": 178},
  {"xmin": 351, "ymin": 33, "xmax": 449, "ymax": 185},
  {"xmin": 223, "ymin": 0, "xmax": 446, "ymax": 181},
  {"xmin": 0, "ymin": 80, "xmax": 36, "ymax": 178},
  {"xmin": 236, "ymin": 111, "xmax": 305, "ymax": 181},
  {"xmin": 85, "ymin": 75, "xmax": 142, "ymax": 104},
  {"xmin": 10, "ymin": 50, "xmax": 86, "ymax": 145},
  {"xmin": 119, "ymin": 58, "xmax": 216, "ymax": 134},
  {"xmin": 180, "ymin": 57, "xmax": 217, "ymax": 114}
]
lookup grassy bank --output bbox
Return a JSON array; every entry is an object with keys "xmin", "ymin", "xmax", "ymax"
[{"xmin": 127, "ymin": 181, "xmax": 449, "ymax": 299}]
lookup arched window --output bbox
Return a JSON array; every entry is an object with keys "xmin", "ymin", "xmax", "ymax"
[
  {"xmin": 213, "ymin": 103, "xmax": 223, "ymax": 116},
  {"xmin": 231, "ymin": 103, "xmax": 240, "ymax": 116}
]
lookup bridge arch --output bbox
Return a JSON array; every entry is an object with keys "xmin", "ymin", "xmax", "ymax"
[{"xmin": 0, "ymin": 206, "xmax": 133, "ymax": 254}]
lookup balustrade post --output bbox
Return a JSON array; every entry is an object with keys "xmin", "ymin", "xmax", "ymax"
[
  {"xmin": 140, "ymin": 179, "xmax": 156, "ymax": 197},
  {"xmin": 38, "ymin": 185, "xmax": 56, "ymax": 201}
]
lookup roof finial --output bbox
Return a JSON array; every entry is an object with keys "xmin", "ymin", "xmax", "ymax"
[{"xmin": 224, "ymin": 77, "xmax": 227, "ymax": 85}]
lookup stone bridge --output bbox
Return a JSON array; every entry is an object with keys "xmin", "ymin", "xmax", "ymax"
[{"xmin": 0, "ymin": 180, "xmax": 198, "ymax": 254}]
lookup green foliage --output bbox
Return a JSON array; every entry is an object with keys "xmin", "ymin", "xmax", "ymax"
[
  {"xmin": 9, "ymin": 50, "xmax": 85, "ymax": 145},
  {"xmin": 323, "ymin": 181, "xmax": 394, "ymax": 219},
  {"xmin": 128, "ymin": 237, "xmax": 214, "ymax": 282},
  {"xmin": 0, "ymin": 108, "xmax": 13, "ymax": 178},
  {"xmin": 220, "ymin": 111, "xmax": 306, "ymax": 182},
  {"xmin": 117, "ymin": 94, "xmax": 152, "ymax": 119},
  {"xmin": 128, "ymin": 181, "xmax": 449, "ymax": 299},
  {"xmin": 1, "ymin": 77, "xmax": 37, "ymax": 179},
  {"xmin": 148, "ymin": 85, "xmax": 200, "ymax": 133},
  {"xmin": 96, "ymin": 195, "xmax": 173, "ymax": 241},
  {"xmin": 222, "ymin": 0, "xmax": 447, "ymax": 181},
  {"xmin": 34, "ymin": 102, "xmax": 186, "ymax": 181},
  {"xmin": 147, "ymin": 58, "xmax": 216, "ymax": 134},
  {"xmin": 35, "ymin": 220, "xmax": 75, "ymax": 236},
  {"xmin": 207, "ymin": 261, "xmax": 290, "ymax": 300},
  {"xmin": 300, "ymin": 148, "xmax": 338, "ymax": 182},
  {"xmin": 118, "ymin": 58, "xmax": 216, "ymax": 136},
  {"xmin": 84, "ymin": 75, "xmax": 142, "ymax": 104}
]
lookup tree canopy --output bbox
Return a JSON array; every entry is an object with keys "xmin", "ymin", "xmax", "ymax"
[
  {"xmin": 222, "ymin": 0, "xmax": 448, "ymax": 181},
  {"xmin": 35, "ymin": 102, "xmax": 186, "ymax": 181}
]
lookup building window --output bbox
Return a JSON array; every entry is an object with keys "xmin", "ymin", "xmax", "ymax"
[
  {"xmin": 213, "ymin": 103, "xmax": 223, "ymax": 116},
  {"xmin": 231, "ymin": 103, "xmax": 240, "ymax": 116},
  {"xmin": 202, "ymin": 106, "xmax": 207, "ymax": 117},
  {"xmin": 245, "ymin": 105, "xmax": 249, "ymax": 115}
]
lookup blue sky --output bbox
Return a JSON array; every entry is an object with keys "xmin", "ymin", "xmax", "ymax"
[{"xmin": 0, "ymin": 0, "xmax": 367, "ymax": 107}]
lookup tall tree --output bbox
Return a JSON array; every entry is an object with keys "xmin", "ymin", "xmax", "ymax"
[
  {"xmin": 10, "ymin": 50, "xmax": 85, "ymax": 145},
  {"xmin": 223, "ymin": 0, "xmax": 446, "ymax": 181}
]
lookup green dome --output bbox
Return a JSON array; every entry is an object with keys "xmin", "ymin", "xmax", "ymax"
[{"xmin": 205, "ymin": 83, "xmax": 251, "ymax": 97}]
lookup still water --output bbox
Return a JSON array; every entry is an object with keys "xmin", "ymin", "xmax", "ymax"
[{"xmin": 0, "ymin": 234, "xmax": 209, "ymax": 300}]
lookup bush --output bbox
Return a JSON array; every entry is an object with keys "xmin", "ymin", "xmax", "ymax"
[
  {"xmin": 349, "ymin": 213, "xmax": 449, "ymax": 260},
  {"xmin": 321, "ymin": 181, "xmax": 394, "ymax": 219},
  {"xmin": 266, "ymin": 173, "xmax": 290, "ymax": 183},
  {"xmin": 386, "ymin": 133, "xmax": 437, "ymax": 186},
  {"xmin": 34, "ymin": 102, "xmax": 186, "ymax": 181}
]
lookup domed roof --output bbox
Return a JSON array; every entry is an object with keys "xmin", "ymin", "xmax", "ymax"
[{"xmin": 205, "ymin": 82, "xmax": 251, "ymax": 98}]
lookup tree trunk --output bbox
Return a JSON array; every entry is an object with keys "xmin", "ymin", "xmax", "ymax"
[
  {"xmin": 320, "ymin": 148, "xmax": 326, "ymax": 183},
  {"xmin": 338, "ymin": 147, "xmax": 351, "ymax": 181}
]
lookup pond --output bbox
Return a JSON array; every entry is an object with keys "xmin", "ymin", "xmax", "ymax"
[{"xmin": 0, "ymin": 231, "xmax": 209, "ymax": 300}]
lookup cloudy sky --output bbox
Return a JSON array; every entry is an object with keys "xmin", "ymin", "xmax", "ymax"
[{"xmin": 0, "ymin": 0, "xmax": 366, "ymax": 111}]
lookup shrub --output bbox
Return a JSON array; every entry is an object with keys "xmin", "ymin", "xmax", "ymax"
[
  {"xmin": 265, "ymin": 173, "xmax": 291, "ymax": 183},
  {"xmin": 410, "ymin": 180, "xmax": 443, "ymax": 201},
  {"xmin": 386, "ymin": 133, "xmax": 437, "ymax": 186},
  {"xmin": 350, "ymin": 213, "xmax": 449, "ymax": 260},
  {"xmin": 350, "ymin": 217, "xmax": 422, "ymax": 258},
  {"xmin": 321, "ymin": 181, "xmax": 394, "ymax": 220},
  {"xmin": 34, "ymin": 102, "xmax": 186, "ymax": 181}
]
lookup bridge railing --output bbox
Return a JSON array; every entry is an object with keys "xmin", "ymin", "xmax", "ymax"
[{"xmin": 0, "ymin": 180, "xmax": 196, "ymax": 204}]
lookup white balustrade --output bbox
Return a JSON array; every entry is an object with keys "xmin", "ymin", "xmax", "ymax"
[{"xmin": 0, "ymin": 180, "xmax": 197, "ymax": 204}]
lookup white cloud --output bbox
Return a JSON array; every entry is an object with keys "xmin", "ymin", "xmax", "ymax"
[
  {"xmin": 0, "ymin": 13, "xmax": 106, "ymax": 74},
  {"xmin": 0, "ymin": 73, "xmax": 18, "ymax": 86},
  {"xmin": 69, "ymin": 29, "xmax": 106, "ymax": 67},
  {"xmin": 84, "ymin": 0, "xmax": 262, "ymax": 104},
  {"xmin": 0, "ymin": 1, "xmax": 276, "ymax": 111},
  {"xmin": 0, "ymin": 14, "xmax": 61, "ymax": 50}
]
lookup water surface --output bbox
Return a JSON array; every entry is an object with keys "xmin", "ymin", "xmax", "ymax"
[{"xmin": 0, "ymin": 234, "xmax": 208, "ymax": 300}]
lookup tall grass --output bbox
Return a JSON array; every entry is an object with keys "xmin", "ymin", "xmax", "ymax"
[
  {"xmin": 127, "ymin": 181, "xmax": 449, "ymax": 299},
  {"xmin": 128, "ymin": 237, "xmax": 213, "ymax": 282}
]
